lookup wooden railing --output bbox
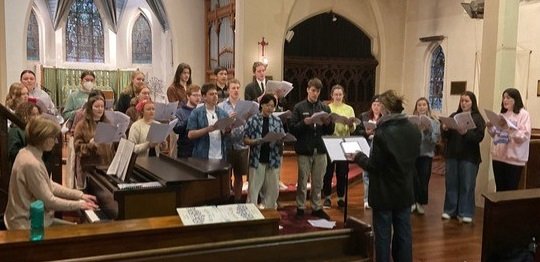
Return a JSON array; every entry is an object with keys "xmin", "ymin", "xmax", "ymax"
[{"xmin": 0, "ymin": 103, "xmax": 62, "ymax": 213}]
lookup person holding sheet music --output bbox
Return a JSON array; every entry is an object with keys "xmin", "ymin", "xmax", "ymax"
[
  {"xmin": 174, "ymin": 85, "xmax": 202, "ymax": 158},
  {"xmin": 353, "ymin": 95, "xmax": 382, "ymax": 209},
  {"xmin": 244, "ymin": 94, "xmax": 285, "ymax": 209},
  {"xmin": 289, "ymin": 77, "xmax": 334, "ymax": 220},
  {"xmin": 128, "ymin": 99, "xmax": 165, "ymax": 157},
  {"xmin": 486, "ymin": 88, "xmax": 531, "ymax": 191},
  {"xmin": 410, "ymin": 97, "xmax": 441, "ymax": 215},
  {"xmin": 322, "ymin": 85, "xmax": 355, "ymax": 209},
  {"xmin": 244, "ymin": 61, "xmax": 267, "ymax": 101},
  {"xmin": 218, "ymin": 79, "xmax": 250, "ymax": 203},
  {"xmin": 187, "ymin": 83, "xmax": 230, "ymax": 160},
  {"xmin": 167, "ymin": 63, "xmax": 192, "ymax": 107},
  {"xmin": 116, "ymin": 70, "xmax": 145, "ymax": 114},
  {"xmin": 63, "ymin": 70, "xmax": 96, "ymax": 122},
  {"xmin": 441, "ymin": 91, "xmax": 485, "ymax": 224},
  {"xmin": 73, "ymin": 95, "xmax": 114, "ymax": 189},
  {"xmin": 5, "ymin": 116, "xmax": 98, "ymax": 230},
  {"xmin": 346, "ymin": 90, "xmax": 421, "ymax": 262}
]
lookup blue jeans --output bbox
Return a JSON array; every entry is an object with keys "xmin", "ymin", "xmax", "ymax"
[
  {"xmin": 443, "ymin": 159, "xmax": 479, "ymax": 218},
  {"xmin": 372, "ymin": 207, "xmax": 412, "ymax": 262},
  {"xmin": 363, "ymin": 171, "xmax": 369, "ymax": 203}
]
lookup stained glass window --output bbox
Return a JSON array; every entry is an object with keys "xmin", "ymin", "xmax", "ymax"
[
  {"xmin": 132, "ymin": 14, "xmax": 152, "ymax": 64},
  {"xmin": 27, "ymin": 10, "xmax": 40, "ymax": 61},
  {"xmin": 65, "ymin": 0, "xmax": 104, "ymax": 63},
  {"xmin": 429, "ymin": 45, "xmax": 445, "ymax": 111}
]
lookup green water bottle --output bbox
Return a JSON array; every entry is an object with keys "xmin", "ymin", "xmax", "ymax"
[{"xmin": 29, "ymin": 200, "xmax": 44, "ymax": 241}]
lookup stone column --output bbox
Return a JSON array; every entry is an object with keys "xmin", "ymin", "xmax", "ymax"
[{"xmin": 476, "ymin": 0, "xmax": 520, "ymax": 206}]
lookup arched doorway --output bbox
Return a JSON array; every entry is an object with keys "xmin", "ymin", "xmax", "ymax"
[{"xmin": 283, "ymin": 12, "xmax": 378, "ymax": 114}]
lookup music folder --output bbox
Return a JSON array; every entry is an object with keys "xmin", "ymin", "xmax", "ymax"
[{"xmin": 322, "ymin": 136, "xmax": 370, "ymax": 162}]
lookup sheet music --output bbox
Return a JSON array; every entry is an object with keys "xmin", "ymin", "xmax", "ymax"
[
  {"xmin": 213, "ymin": 116, "xmax": 235, "ymax": 131},
  {"xmin": 341, "ymin": 141, "xmax": 362, "ymax": 154},
  {"xmin": 94, "ymin": 122, "xmax": 121, "ymax": 144},
  {"xmin": 272, "ymin": 110, "xmax": 292, "ymax": 121},
  {"xmin": 106, "ymin": 138, "xmax": 135, "ymax": 181},
  {"xmin": 310, "ymin": 111, "xmax": 330, "ymax": 125},
  {"xmin": 146, "ymin": 119, "xmax": 179, "ymax": 143},
  {"xmin": 234, "ymin": 100, "xmax": 259, "ymax": 121},
  {"xmin": 330, "ymin": 113, "xmax": 360, "ymax": 126},
  {"xmin": 265, "ymin": 80, "xmax": 294, "ymax": 97},
  {"xmin": 282, "ymin": 133, "xmax": 297, "ymax": 142},
  {"xmin": 216, "ymin": 204, "xmax": 264, "ymax": 221},
  {"xmin": 154, "ymin": 101, "xmax": 179, "ymax": 121},
  {"xmin": 362, "ymin": 121, "xmax": 377, "ymax": 130},
  {"xmin": 440, "ymin": 112, "xmax": 476, "ymax": 130},
  {"xmin": 176, "ymin": 206, "xmax": 227, "ymax": 226},
  {"xmin": 261, "ymin": 131, "xmax": 286, "ymax": 143},
  {"xmin": 323, "ymin": 136, "xmax": 370, "ymax": 162},
  {"xmin": 177, "ymin": 204, "xmax": 264, "ymax": 226},
  {"xmin": 484, "ymin": 109, "xmax": 517, "ymax": 130},
  {"xmin": 408, "ymin": 115, "xmax": 432, "ymax": 130}
]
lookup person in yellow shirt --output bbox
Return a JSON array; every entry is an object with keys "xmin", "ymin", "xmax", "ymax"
[{"xmin": 323, "ymin": 85, "xmax": 356, "ymax": 208}]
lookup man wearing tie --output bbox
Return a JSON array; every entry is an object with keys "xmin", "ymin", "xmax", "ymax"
[{"xmin": 244, "ymin": 62, "xmax": 267, "ymax": 101}]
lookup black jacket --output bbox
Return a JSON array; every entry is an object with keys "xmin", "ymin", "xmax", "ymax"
[
  {"xmin": 442, "ymin": 111, "xmax": 486, "ymax": 164},
  {"xmin": 244, "ymin": 81, "xmax": 264, "ymax": 101},
  {"xmin": 289, "ymin": 99, "xmax": 334, "ymax": 155},
  {"xmin": 354, "ymin": 114, "xmax": 421, "ymax": 210}
]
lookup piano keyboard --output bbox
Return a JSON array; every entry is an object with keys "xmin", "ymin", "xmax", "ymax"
[{"xmin": 84, "ymin": 209, "xmax": 109, "ymax": 223}]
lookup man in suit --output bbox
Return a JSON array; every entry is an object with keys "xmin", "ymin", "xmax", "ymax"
[{"xmin": 244, "ymin": 62, "xmax": 267, "ymax": 101}]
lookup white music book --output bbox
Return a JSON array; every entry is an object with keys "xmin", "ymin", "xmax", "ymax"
[
  {"xmin": 213, "ymin": 116, "xmax": 236, "ymax": 131},
  {"xmin": 154, "ymin": 101, "xmax": 179, "ymax": 121},
  {"xmin": 322, "ymin": 136, "xmax": 371, "ymax": 162},
  {"xmin": 146, "ymin": 118, "xmax": 178, "ymax": 143},
  {"xmin": 234, "ymin": 100, "xmax": 259, "ymax": 121},
  {"xmin": 273, "ymin": 110, "xmax": 292, "ymax": 121},
  {"xmin": 439, "ymin": 111, "xmax": 476, "ymax": 130},
  {"xmin": 176, "ymin": 203, "xmax": 264, "ymax": 226},
  {"xmin": 484, "ymin": 109, "xmax": 517, "ymax": 130},
  {"xmin": 94, "ymin": 122, "xmax": 124, "ymax": 144},
  {"xmin": 265, "ymin": 80, "xmax": 294, "ymax": 97},
  {"xmin": 105, "ymin": 111, "xmax": 130, "ymax": 133},
  {"xmin": 106, "ymin": 138, "xmax": 135, "ymax": 181}
]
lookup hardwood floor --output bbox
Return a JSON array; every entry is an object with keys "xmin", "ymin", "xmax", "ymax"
[{"xmin": 278, "ymin": 155, "xmax": 483, "ymax": 261}]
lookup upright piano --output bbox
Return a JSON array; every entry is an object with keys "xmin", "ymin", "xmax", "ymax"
[{"xmin": 87, "ymin": 154, "xmax": 231, "ymax": 220}]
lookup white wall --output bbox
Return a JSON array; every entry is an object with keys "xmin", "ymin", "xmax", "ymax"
[
  {"xmin": 402, "ymin": 0, "xmax": 484, "ymax": 116},
  {"xmin": 236, "ymin": 0, "xmax": 408, "ymax": 97}
]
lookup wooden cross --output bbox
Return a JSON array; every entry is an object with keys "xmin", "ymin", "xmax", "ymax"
[{"xmin": 258, "ymin": 37, "xmax": 269, "ymax": 56}]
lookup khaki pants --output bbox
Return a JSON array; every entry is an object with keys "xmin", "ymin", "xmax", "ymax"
[
  {"xmin": 296, "ymin": 153, "xmax": 327, "ymax": 211},
  {"xmin": 247, "ymin": 164, "xmax": 279, "ymax": 209}
]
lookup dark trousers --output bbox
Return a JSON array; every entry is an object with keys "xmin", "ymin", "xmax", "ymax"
[
  {"xmin": 373, "ymin": 207, "xmax": 412, "ymax": 262},
  {"xmin": 493, "ymin": 160, "xmax": 523, "ymax": 191},
  {"xmin": 323, "ymin": 156, "xmax": 349, "ymax": 198},
  {"xmin": 413, "ymin": 156, "xmax": 433, "ymax": 205}
]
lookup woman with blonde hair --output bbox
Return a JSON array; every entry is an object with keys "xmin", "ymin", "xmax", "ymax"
[
  {"xmin": 5, "ymin": 82, "xmax": 29, "ymax": 111},
  {"xmin": 5, "ymin": 116, "xmax": 98, "ymax": 230},
  {"xmin": 410, "ymin": 97, "xmax": 440, "ymax": 214},
  {"xmin": 116, "ymin": 70, "xmax": 145, "ymax": 113}
]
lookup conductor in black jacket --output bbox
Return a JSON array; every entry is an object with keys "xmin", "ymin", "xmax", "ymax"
[
  {"xmin": 244, "ymin": 62, "xmax": 267, "ymax": 101},
  {"xmin": 347, "ymin": 90, "xmax": 421, "ymax": 262},
  {"xmin": 289, "ymin": 77, "xmax": 334, "ymax": 220}
]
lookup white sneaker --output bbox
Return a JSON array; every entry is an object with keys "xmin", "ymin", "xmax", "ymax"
[
  {"xmin": 364, "ymin": 202, "xmax": 371, "ymax": 209},
  {"xmin": 410, "ymin": 204, "xmax": 416, "ymax": 213},
  {"xmin": 460, "ymin": 217, "xmax": 472, "ymax": 223},
  {"xmin": 416, "ymin": 203, "xmax": 425, "ymax": 215},
  {"xmin": 441, "ymin": 213, "xmax": 451, "ymax": 220}
]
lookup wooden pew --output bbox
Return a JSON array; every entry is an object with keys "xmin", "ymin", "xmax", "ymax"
[
  {"xmin": 61, "ymin": 216, "xmax": 374, "ymax": 262},
  {"xmin": 482, "ymin": 189, "xmax": 540, "ymax": 261},
  {"xmin": 0, "ymin": 209, "xmax": 280, "ymax": 261}
]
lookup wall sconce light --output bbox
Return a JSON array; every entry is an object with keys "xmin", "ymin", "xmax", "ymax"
[{"xmin": 258, "ymin": 37, "xmax": 269, "ymax": 65}]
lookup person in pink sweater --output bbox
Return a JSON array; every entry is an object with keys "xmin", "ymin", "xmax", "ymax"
[{"xmin": 487, "ymin": 88, "xmax": 531, "ymax": 191}]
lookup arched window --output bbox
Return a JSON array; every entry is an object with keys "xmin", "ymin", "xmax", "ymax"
[
  {"xmin": 65, "ymin": 0, "xmax": 104, "ymax": 63},
  {"xmin": 27, "ymin": 10, "xmax": 40, "ymax": 61},
  {"xmin": 132, "ymin": 14, "xmax": 152, "ymax": 64},
  {"xmin": 428, "ymin": 45, "xmax": 445, "ymax": 111}
]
